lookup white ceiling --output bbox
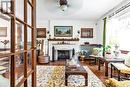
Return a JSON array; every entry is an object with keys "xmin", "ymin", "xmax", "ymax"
[{"xmin": 36, "ymin": 0, "xmax": 125, "ymax": 21}]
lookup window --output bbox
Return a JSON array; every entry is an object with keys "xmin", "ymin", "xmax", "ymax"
[{"xmin": 106, "ymin": 12, "xmax": 130, "ymax": 51}]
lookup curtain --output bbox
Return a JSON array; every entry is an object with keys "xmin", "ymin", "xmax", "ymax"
[{"xmin": 103, "ymin": 17, "xmax": 107, "ymax": 56}]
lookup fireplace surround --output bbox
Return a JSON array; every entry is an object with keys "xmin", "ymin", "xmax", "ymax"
[{"xmin": 49, "ymin": 44, "xmax": 79, "ymax": 61}]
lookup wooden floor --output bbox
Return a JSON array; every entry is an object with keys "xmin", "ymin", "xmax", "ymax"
[{"xmin": 38, "ymin": 60, "xmax": 111, "ymax": 85}]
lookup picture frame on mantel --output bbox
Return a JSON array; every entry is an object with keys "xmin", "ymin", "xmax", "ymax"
[
  {"xmin": 0, "ymin": 27, "xmax": 7, "ymax": 37},
  {"xmin": 81, "ymin": 28, "xmax": 93, "ymax": 38},
  {"xmin": 37, "ymin": 28, "xmax": 46, "ymax": 38},
  {"xmin": 54, "ymin": 26, "xmax": 73, "ymax": 37}
]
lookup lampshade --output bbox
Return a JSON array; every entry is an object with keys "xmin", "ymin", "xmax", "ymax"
[{"xmin": 60, "ymin": 5, "xmax": 67, "ymax": 11}]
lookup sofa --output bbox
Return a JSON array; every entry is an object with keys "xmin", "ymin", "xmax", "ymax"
[{"xmin": 80, "ymin": 44, "xmax": 101, "ymax": 59}]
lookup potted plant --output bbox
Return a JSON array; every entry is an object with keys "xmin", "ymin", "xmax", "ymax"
[
  {"xmin": 104, "ymin": 45, "xmax": 112, "ymax": 54},
  {"xmin": 77, "ymin": 50, "xmax": 87, "ymax": 62},
  {"xmin": 92, "ymin": 48, "xmax": 103, "ymax": 56}
]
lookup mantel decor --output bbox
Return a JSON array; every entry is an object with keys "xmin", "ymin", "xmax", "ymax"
[
  {"xmin": 81, "ymin": 28, "xmax": 93, "ymax": 38},
  {"xmin": 0, "ymin": 27, "xmax": 7, "ymax": 37},
  {"xmin": 54, "ymin": 26, "xmax": 73, "ymax": 37},
  {"xmin": 37, "ymin": 28, "xmax": 46, "ymax": 38},
  {"xmin": 48, "ymin": 38, "xmax": 79, "ymax": 41}
]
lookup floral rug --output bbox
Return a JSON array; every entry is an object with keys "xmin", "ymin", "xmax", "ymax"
[{"xmin": 37, "ymin": 66, "xmax": 105, "ymax": 87}]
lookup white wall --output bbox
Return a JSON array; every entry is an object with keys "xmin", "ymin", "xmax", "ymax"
[
  {"xmin": 36, "ymin": 20, "xmax": 98, "ymax": 54},
  {"xmin": 37, "ymin": 20, "xmax": 98, "ymax": 44}
]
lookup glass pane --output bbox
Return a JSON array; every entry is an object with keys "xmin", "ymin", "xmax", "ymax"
[
  {"xmin": 27, "ymin": 51, "xmax": 32, "ymax": 72},
  {"xmin": 0, "ymin": 0, "xmax": 11, "ymax": 13},
  {"xmin": 28, "ymin": 75, "xmax": 32, "ymax": 87},
  {"xmin": 27, "ymin": 3, "xmax": 32, "ymax": 26},
  {"xmin": 27, "ymin": 27, "xmax": 32, "ymax": 50},
  {"xmin": 15, "ymin": 0, "xmax": 24, "ymax": 21},
  {"xmin": 15, "ymin": 22, "xmax": 24, "ymax": 51},
  {"xmin": 0, "ymin": 56, "xmax": 10, "ymax": 87},
  {"xmin": 15, "ymin": 53, "xmax": 24, "ymax": 85},
  {"xmin": 0, "ymin": 13, "xmax": 11, "ymax": 54}
]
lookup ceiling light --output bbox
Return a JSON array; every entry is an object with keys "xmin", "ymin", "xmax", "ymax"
[
  {"xmin": 60, "ymin": 5, "xmax": 67, "ymax": 11},
  {"xmin": 59, "ymin": 0, "xmax": 68, "ymax": 11}
]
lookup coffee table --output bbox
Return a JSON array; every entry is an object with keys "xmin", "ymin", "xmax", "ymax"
[{"xmin": 65, "ymin": 61, "xmax": 88, "ymax": 86}]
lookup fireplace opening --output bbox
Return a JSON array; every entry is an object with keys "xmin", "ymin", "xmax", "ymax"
[{"xmin": 58, "ymin": 50, "xmax": 70, "ymax": 60}]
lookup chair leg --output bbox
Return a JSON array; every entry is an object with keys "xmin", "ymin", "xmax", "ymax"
[
  {"xmin": 118, "ymin": 70, "xmax": 121, "ymax": 81},
  {"xmin": 111, "ymin": 64, "xmax": 113, "ymax": 78}
]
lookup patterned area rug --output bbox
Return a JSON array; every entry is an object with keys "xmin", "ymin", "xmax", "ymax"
[{"xmin": 37, "ymin": 66, "xmax": 106, "ymax": 87}]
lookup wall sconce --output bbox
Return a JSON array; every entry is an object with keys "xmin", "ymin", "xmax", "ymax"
[
  {"xmin": 77, "ymin": 30, "xmax": 80, "ymax": 34},
  {"xmin": 47, "ymin": 31, "xmax": 50, "ymax": 34}
]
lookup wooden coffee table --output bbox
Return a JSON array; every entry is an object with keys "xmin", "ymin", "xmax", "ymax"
[{"xmin": 65, "ymin": 62, "xmax": 88, "ymax": 86}]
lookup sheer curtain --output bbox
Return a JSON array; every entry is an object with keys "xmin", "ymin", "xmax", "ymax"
[{"xmin": 106, "ymin": 12, "xmax": 130, "ymax": 51}]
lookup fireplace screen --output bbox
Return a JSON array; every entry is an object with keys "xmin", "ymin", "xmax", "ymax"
[{"xmin": 58, "ymin": 50, "xmax": 70, "ymax": 60}]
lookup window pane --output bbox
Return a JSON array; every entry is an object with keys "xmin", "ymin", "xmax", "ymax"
[
  {"xmin": 27, "ymin": 3, "xmax": 32, "ymax": 26},
  {"xmin": 15, "ymin": 21, "xmax": 24, "ymax": 51},
  {"xmin": 15, "ymin": 0, "xmax": 24, "ymax": 21},
  {"xmin": 27, "ymin": 51, "xmax": 32, "ymax": 72},
  {"xmin": 27, "ymin": 27, "xmax": 32, "ymax": 50},
  {"xmin": 0, "ymin": 13, "xmax": 11, "ymax": 54},
  {"xmin": 0, "ymin": 56, "xmax": 10, "ymax": 87},
  {"xmin": 0, "ymin": 0, "xmax": 11, "ymax": 13},
  {"xmin": 15, "ymin": 53, "xmax": 24, "ymax": 86},
  {"xmin": 28, "ymin": 75, "xmax": 32, "ymax": 87}
]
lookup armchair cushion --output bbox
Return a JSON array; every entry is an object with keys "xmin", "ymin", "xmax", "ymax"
[
  {"xmin": 106, "ymin": 78, "xmax": 130, "ymax": 87},
  {"xmin": 92, "ymin": 48, "xmax": 102, "ymax": 56}
]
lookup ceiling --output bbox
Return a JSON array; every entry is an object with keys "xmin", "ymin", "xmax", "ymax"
[{"xmin": 36, "ymin": 0, "xmax": 125, "ymax": 21}]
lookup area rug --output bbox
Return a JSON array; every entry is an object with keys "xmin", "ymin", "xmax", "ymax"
[{"xmin": 37, "ymin": 66, "xmax": 106, "ymax": 87}]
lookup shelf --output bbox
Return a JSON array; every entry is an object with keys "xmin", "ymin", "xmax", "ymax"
[
  {"xmin": 48, "ymin": 38, "xmax": 79, "ymax": 41},
  {"xmin": 80, "ymin": 44, "xmax": 102, "ymax": 46}
]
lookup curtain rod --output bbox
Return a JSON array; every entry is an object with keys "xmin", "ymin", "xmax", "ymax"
[{"xmin": 108, "ymin": 2, "xmax": 130, "ymax": 18}]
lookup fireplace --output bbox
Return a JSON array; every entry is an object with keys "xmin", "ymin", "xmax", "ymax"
[
  {"xmin": 49, "ymin": 44, "xmax": 79, "ymax": 61},
  {"xmin": 58, "ymin": 50, "xmax": 70, "ymax": 60}
]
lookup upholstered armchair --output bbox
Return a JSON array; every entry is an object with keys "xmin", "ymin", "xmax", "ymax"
[{"xmin": 106, "ymin": 78, "xmax": 130, "ymax": 87}]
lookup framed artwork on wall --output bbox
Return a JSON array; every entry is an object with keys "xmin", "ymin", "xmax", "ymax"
[
  {"xmin": 54, "ymin": 26, "xmax": 73, "ymax": 37},
  {"xmin": 0, "ymin": 27, "xmax": 7, "ymax": 37},
  {"xmin": 37, "ymin": 28, "xmax": 46, "ymax": 38},
  {"xmin": 81, "ymin": 28, "xmax": 93, "ymax": 38}
]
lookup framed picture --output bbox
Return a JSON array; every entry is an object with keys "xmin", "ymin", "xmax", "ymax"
[
  {"xmin": 37, "ymin": 28, "xmax": 46, "ymax": 38},
  {"xmin": 54, "ymin": 26, "xmax": 73, "ymax": 37},
  {"xmin": 81, "ymin": 28, "xmax": 93, "ymax": 38},
  {"xmin": 0, "ymin": 27, "xmax": 7, "ymax": 37}
]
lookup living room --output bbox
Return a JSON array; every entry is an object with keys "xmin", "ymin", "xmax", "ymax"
[{"xmin": 0, "ymin": 0, "xmax": 130, "ymax": 87}]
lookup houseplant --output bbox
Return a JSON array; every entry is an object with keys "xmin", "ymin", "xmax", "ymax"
[{"xmin": 104, "ymin": 45, "xmax": 112, "ymax": 54}]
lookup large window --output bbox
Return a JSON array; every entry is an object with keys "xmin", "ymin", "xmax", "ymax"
[{"xmin": 106, "ymin": 12, "xmax": 130, "ymax": 51}]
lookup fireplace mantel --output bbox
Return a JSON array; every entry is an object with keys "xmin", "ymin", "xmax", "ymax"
[
  {"xmin": 54, "ymin": 44, "xmax": 77, "ymax": 50},
  {"xmin": 48, "ymin": 38, "xmax": 79, "ymax": 41}
]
